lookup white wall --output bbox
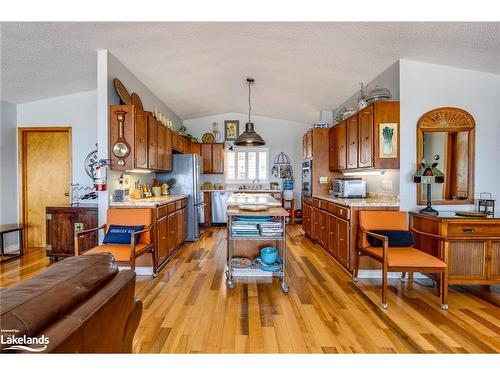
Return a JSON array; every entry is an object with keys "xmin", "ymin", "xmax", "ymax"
[
  {"xmin": 17, "ymin": 90, "xmax": 98, "ymax": 190},
  {"xmin": 185, "ymin": 112, "xmax": 309, "ymax": 206},
  {"xmin": 97, "ymin": 50, "xmax": 183, "ymax": 226},
  {"xmin": 1, "ymin": 101, "xmax": 18, "ymax": 233},
  {"xmin": 399, "ymin": 59, "xmax": 500, "ymax": 214}
]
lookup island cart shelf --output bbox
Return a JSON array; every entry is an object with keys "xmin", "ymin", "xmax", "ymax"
[{"xmin": 226, "ymin": 206, "xmax": 290, "ymax": 293}]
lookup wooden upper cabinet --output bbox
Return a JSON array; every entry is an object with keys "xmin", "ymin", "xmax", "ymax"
[
  {"xmin": 346, "ymin": 116, "xmax": 358, "ymax": 169},
  {"xmin": 157, "ymin": 122, "xmax": 167, "ymax": 171},
  {"xmin": 306, "ymin": 130, "xmax": 313, "ymax": 158},
  {"xmin": 358, "ymin": 106, "xmax": 374, "ymax": 168},
  {"xmin": 147, "ymin": 116, "xmax": 158, "ymax": 170},
  {"xmin": 191, "ymin": 142, "xmax": 201, "ymax": 156},
  {"xmin": 201, "ymin": 143, "xmax": 212, "ymax": 173},
  {"xmin": 211, "ymin": 143, "xmax": 224, "ymax": 173},
  {"xmin": 329, "ymin": 127, "xmax": 338, "ymax": 172},
  {"xmin": 134, "ymin": 111, "xmax": 148, "ymax": 169},
  {"xmin": 165, "ymin": 128, "xmax": 173, "ymax": 171},
  {"xmin": 302, "ymin": 134, "xmax": 307, "ymax": 159},
  {"xmin": 336, "ymin": 121, "xmax": 347, "ymax": 170}
]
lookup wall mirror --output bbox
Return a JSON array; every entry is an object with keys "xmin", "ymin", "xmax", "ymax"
[{"xmin": 417, "ymin": 107, "xmax": 475, "ymax": 205}]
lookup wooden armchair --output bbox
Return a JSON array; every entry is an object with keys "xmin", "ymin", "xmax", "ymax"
[
  {"xmin": 353, "ymin": 211, "xmax": 448, "ymax": 310},
  {"xmin": 75, "ymin": 208, "xmax": 157, "ymax": 276}
]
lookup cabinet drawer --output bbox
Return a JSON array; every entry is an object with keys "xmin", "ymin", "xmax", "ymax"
[
  {"xmin": 327, "ymin": 203, "xmax": 338, "ymax": 215},
  {"xmin": 318, "ymin": 199, "xmax": 329, "ymax": 211},
  {"xmin": 181, "ymin": 198, "xmax": 188, "ymax": 208},
  {"xmin": 447, "ymin": 223, "xmax": 500, "ymax": 237},
  {"xmin": 157, "ymin": 204, "xmax": 169, "ymax": 219},
  {"xmin": 313, "ymin": 198, "xmax": 321, "ymax": 208},
  {"xmin": 337, "ymin": 205, "xmax": 350, "ymax": 220},
  {"xmin": 303, "ymin": 197, "xmax": 313, "ymax": 206},
  {"xmin": 167, "ymin": 202, "xmax": 176, "ymax": 214},
  {"xmin": 175, "ymin": 200, "xmax": 182, "ymax": 211}
]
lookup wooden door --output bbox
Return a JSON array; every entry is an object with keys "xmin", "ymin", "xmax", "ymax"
[
  {"xmin": 191, "ymin": 142, "xmax": 201, "ymax": 156},
  {"xmin": 337, "ymin": 217, "xmax": 350, "ymax": 267},
  {"xmin": 134, "ymin": 112, "xmax": 148, "ymax": 168},
  {"xmin": 448, "ymin": 241, "xmax": 488, "ymax": 280},
  {"xmin": 346, "ymin": 116, "xmax": 358, "ymax": 169},
  {"xmin": 329, "ymin": 127, "xmax": 338, "ymax": 172},
  {"xmin": 157, "ymin": 123, "xmax": 166, "ymax": 171},
  {"xmin": 328, "ymin": 214, "xmax": 338, "ymax": 258},
  {"xmin": 148, "ymin": 116, "xmax": 158, "ymax": 170},
  {"xmin": 490, "ymin": 241, "xmax": 500, "ymax": 281},
  {"xmin": 157, "ymin": 216, "xmax": 168, "ymax": 263},
  {"xmin": 21, "ymin": 128, "xmax": 72, "ymax": 248},
  {"xmin": 165, "ymin": 128, "xmax": 173, "ymax": 171},
  {"xmin": 358, "ymin": 106, "xmax": 373, "ymax": 168},
  {"xmin": 201, "ymin": 144, "xmax": 212, "ymax": 173},
  {"xmin": 336, "ymin": 121, "xmax": 347, "ymax": 170},
  {"xmin": 211, "ymin": 143, "xmax": 224, "ymax": 173}
]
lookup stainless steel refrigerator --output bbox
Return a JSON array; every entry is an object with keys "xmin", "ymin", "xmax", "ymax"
[{"xmin": 157, "ymin": 154, "xmax": 204, "ymax": 241}]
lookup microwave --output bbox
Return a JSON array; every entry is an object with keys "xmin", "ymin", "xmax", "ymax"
[{"xmin": 332, "ymin": 178, "xmax": 366, "ymax": 198}]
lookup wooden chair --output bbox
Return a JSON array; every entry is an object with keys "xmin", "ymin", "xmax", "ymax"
[
  {"xmin": 75, "ymin": 208, "xmax": 157, "ymax": 276},
  {"xmin": 353, "ymin": 211, "xmax": 448, "ymax": 310}
]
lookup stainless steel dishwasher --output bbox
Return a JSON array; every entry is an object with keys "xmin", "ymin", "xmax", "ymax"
[{"xmin": 211, "ymin": 191, "xmax": 232, "ymax": 224}]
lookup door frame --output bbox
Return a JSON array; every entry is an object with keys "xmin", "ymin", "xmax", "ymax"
[{"xmin": 18, "ymin": 127, "xmax": 72, "ymax": 249}]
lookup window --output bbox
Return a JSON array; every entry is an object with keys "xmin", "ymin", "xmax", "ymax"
[{"xmin": 226, "ymin": 147, "xmax": 269, "ymax": 182}]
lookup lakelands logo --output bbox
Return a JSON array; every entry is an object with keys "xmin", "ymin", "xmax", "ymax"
[{"xmin": 1, "ymin": 329, "xmax": 49, "ymax": 352}]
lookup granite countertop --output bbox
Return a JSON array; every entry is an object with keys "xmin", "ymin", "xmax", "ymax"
[
  {"xmin": 202, "ymin": 189, "xmax": 283, "ymax": 193},
  {"xmin": 313, "ymin": 193, "xmax": 400, "ymax": 208},
  {"xmin": 110, "ymin": 194, "xmax": 188, "ymax": 207},
  {"xmin": 226, "ymin": 193, "xmax": 282, "ymax": 207}
]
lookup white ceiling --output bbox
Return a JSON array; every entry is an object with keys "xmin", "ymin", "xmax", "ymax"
[{"xmin": 1, "ymin": 22, "xmax": 499, "ymax": 122}]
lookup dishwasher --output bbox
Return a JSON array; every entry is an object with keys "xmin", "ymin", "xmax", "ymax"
[{"xmin": 211, "ymin": 191, "xmax": 232, "ymax": 224}]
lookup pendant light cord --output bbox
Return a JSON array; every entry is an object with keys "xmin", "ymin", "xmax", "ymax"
[{"xmin": 248, "ymin": 80, "xmax": 252, "ymax": 123}]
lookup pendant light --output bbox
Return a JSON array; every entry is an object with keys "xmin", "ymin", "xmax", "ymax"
[{"xmin": 234, "ymin": 78, "xmax": 266, "ymax": 146}]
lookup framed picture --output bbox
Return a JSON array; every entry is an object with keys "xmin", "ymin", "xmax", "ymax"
[
  {"xmin": 379, "ymin": 123, "xmax": 398, "ymax": 158},
  {"xmin": 224, "ymin": 120, "xmax": 239, "ymax": 141}
]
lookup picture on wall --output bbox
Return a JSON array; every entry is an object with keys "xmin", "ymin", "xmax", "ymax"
[
  {"xmin": 224, "ymin": 120, "xmax": 239, "ymax": 141},
  {"xmin": 379, "ymin": 123, "xmax": 398, "ymax": 158}
]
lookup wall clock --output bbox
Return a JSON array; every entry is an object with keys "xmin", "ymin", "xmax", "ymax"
[
  {"xmin": 112, "ymin": 110, "xmax": 131, "ymax": 161},
  {"xmin": 84, "ymin": 150, "xmax": 99, "ymax": 180}
]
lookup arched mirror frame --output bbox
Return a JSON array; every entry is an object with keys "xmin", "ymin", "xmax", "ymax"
[{"xmin": 416, "ymin": 107, "xmax": 475, "ymax": 205}]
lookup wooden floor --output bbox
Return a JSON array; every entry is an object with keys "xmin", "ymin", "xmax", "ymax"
[{"xmin": 1, "ymin": 226, "xmax": 499, "ymax": 353}]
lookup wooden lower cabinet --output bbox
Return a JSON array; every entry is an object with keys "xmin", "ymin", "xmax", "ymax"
[
  {"xmin": 45, "ymin": 204, "xmax": 98, "ymax": 259},
  {"xmin": 157, "ymin": 216, "xmax": 169, "ymax": 263},
  {"xmin": 302, "ymin": 203, "xmax": 312, "ymax": 237},
  {"xmin": 411, "ymin": 212, "xmax": 500, "ymax": 285}
]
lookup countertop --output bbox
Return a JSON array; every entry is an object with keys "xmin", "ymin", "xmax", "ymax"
[
  {"xmin": 312, "ymin": 193, "xmax": 400, "ymax": 208},
  {"xmin": 202, "ymin": 189, "xmax": 283, "ymax": 193},
  {"xmin": 227, "ymin": 206, "xmax": 290, "ymax": 217},
  {"xmin": 226, "ymin": 193, "xmax": 282, "ymax": 207},
  {"xmin": 109, "ymin": 195, "xmax": 188, "ymax": 207}
]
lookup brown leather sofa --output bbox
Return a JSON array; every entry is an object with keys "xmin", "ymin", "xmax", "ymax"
[{"xmin": 0, "ymin": 253, "xmax": 142, "ymax": 353}]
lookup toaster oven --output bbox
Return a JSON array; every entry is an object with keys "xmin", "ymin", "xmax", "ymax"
[{"xmin": 332, "ymin": 178, "xmax": 366, "ymax": 198}]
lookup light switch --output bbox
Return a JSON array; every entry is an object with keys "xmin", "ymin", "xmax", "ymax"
[{"xmin": 382, "ymin": 180, "xmax": 393, "ymax": 190}]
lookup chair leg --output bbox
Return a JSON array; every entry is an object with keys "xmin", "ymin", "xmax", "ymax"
[
  {"xmin": 381, "ymin": 263, "xmax": 388, "ymax": 309},
  {"xmin": 151, "ymin": 250, "xmax": 158, "ymax": 278},
  {"xmin": 353, "ymin": 250, "xmax": 361, "ymax": 282},
  {"xmin": 401, "ymin": 272, "xmax": 406, "ymax": 283},
  {"xmin": 440, "ymin": 270, "xmax": 448, "ymax": 310}
]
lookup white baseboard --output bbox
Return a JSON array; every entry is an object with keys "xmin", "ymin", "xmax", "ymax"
[{"xmin": 357, "ymin": 270, "xmax": 428, "ymax": 279}]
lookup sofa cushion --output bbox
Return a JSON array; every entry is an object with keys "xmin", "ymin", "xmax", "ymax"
[{"xmin": 0, "ymin": 253, "xmax": 118, "ymax": 349}]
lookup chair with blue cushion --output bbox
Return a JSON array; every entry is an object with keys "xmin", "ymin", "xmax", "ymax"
[
  {"xmin": 75, "ymin": 208, "xmax": 157, "ymax": 276},
  {"xmin": 354, "ymin": 211, "xmax": 448, "ymax": 310}
]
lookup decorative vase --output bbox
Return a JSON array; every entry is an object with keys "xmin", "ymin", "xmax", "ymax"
[{"xmin": 152, "ymin": 186, "xmax": 162, "ymax": 197}]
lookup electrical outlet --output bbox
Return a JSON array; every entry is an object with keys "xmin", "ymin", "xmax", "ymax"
[
  {"xmin": 319, "ymin": 176, "xmax": 329, "ymax": 184},
  {"xmin": 382, "ymin": 180, "xmax": 393, "ymax": 190}
]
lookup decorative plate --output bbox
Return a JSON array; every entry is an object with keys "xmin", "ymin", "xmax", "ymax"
[
  {"xmin": 238, "ymin": 204, "xmax": 269, "ymax": 211},
  {"xmin": 130, "ymin": 93, "xmax": 144, "ymax": 111},
  {"xmin": 113, "ymin": 78, "xmax": 131, "ymax": 105},
  {"xmin": 230, "ymin": 257, "xmax": 252, "ymax": 269},
  {"xmin": 202, "ymin": 132, "xmax": 215, "ymax": 143},
  {"xmin": 84, "ymin": 150, "xmax": 99, "ymax": 180}
]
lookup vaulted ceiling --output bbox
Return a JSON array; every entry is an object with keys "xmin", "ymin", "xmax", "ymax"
[{"xmin": 1, "ymin": 22, "xmax": 499, "ymax": 122}]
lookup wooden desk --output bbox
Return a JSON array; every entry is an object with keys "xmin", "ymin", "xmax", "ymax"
[
  {"xmin": 0, "ymin": 224, "xmax": 24, "ymax": 263},
  {"xmin": 410, "ymin": 211, "xmax": 500, "ymax": 285}
]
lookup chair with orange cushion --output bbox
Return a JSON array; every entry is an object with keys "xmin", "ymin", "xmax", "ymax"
[
  {"xmin": 354, "ymin": 211, "xmax": 448, "ymax": 309},
  {"xmin": 75, "ymin": 208, "xmax": 157, "ymax": 276}
]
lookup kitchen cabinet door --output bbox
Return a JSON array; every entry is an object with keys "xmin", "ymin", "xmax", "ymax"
[
  {"xmin": 358, "ymin": 106, "xmax": 374, "ymax": 168},
  {"xmin": 134, "ymin": 112, "xmax": 148, "ymax": 169},
  {"xmin": 312, "ymin": 207, "xmax": 321, "ymax": 241},
  {"xmin": 337, "ymin": 217, "xmax": 350, "ymax": 268},
  {"xmin": 346, "ymin": 116, "xmax": 358, "ymax": 169},
  {"xmin": 167, "ymin": 213, "xmax": 177, "ymax": 255},
  {"xmin": 211, "ymin": 144, "xmax": 224, "ymax": 173},
  {"xmin": 302, "ymin": 204, "xmax": 311, "ymax": 236},
  {"xmin": 319, "ymin": 210, "xmax": 329, "ymax": 249},
  {"xmin": 176, "ymin": 210, "xmax": 184, "ymax": 247},
  {"xmin": 165, "ymin": 128, "xmax": 173, "ymax": 171},
  {"xmin": 201, "ymin": 144, "xmax": 212, "ymax": 173},
  {"xmin": 336, "ymin": 121, "xmax": 347, "ymax": 170},
  {"xmin": 306, "ymin": 131, "xmax": 313, "ymax": 158},
  {"xmin": 157, "ymin": 123, "xmax": 167, "ymax": 171},
  {"xmin": 157, "ymin": 216, "xmax": 168, "ymax": 263},
  {"xmin": 191, "ymin": 142, "xmax": 201, "ymax": 156},
  {"xmin": 302, "ymin": 134, "xmax": 307, "ymax": 159},
  {"xmin": 147, "ymin": 116, "xmax": 158, "ymax": 170},
  {"xmin": 182, "ymin": 207, "xmax": 188, "ymax": 242},
  {"xmin": 329, "ymin": 127, "xmax": 338, "ymax": 172},
  {"xmin": 328, "ymin": 214, "xmax": 338, "ymax": 258}
]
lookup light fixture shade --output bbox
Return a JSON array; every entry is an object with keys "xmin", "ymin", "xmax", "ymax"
[
  {"xmin": 413, "ymin": 160, "xmax": 444, "ymax": 184},
  {"xmin": 234, "ymin": 122, "xmax": 265, "ymax": 146}
]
